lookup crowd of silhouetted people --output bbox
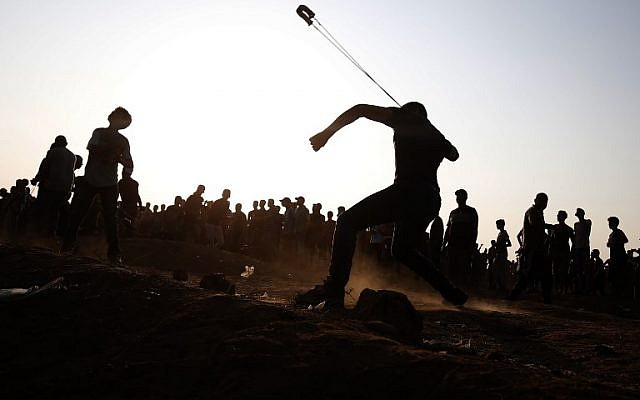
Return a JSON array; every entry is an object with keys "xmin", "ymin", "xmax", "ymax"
[{"xmin": 1, "ymin": 133, "xmax": 640, "ymax": 303}]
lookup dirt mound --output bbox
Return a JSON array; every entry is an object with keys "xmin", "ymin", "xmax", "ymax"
[{"xmin": 1, "ymin": 244, "xmax": 639, "ymax": 399}]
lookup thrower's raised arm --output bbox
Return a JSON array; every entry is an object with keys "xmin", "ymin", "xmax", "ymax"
[{"xmin": 309, "ymin": 104, "xmax": 395, "ymax": 151}]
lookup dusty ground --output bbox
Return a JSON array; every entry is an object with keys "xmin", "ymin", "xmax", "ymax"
[{"xmin": 1, "ymin": 238, "xmax": 639, "ymax": 399}]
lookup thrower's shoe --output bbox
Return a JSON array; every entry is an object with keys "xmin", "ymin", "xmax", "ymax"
[
  {"xmin": 442, "ymin": 287, "xmax": 468, "ymax": 307},
  {"xmin": 294, "ymin": 284, "xmax": 344, "ymax": 310}
]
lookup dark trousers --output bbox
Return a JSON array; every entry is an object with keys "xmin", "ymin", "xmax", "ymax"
[
  {"xmin": 447, "ymin": 246, "xmax": 474, "ymax": 287},
  {"xmin": 36, "ymin": 189, "xmax": 69, "ymax": 236},
  {"xmin": 63, "ymin": 182, "xmax": 120, "ymax": 257},
  {"xmin": 510, "ymin": 247, "xmax": 552, "ymax": 303},
  {"xmin": 572, "ymin": 248, "xmax": 589, "ymax": 293},
  {"xmin": 327, "ymin": 182, "xmax": 459, "ymax": 298}
]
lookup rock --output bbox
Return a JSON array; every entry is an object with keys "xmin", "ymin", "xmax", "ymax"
[
  {"xmin": 172, "ymin": 270, "xmax": 189, "ymax": 281},
  {"xmin": 200, "ymin": 273, "xmax": 236, "ymax": 295},
  {"xmin": 594, "ymin": 343, "xmax": 619, "ymax": 356},
  {"xmin": 354, "ymin": 288, "xmax": 423, "ymax": 344}
]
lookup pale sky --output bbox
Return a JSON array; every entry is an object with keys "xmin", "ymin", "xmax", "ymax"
[{"xmin": 1, "ymin": 0, "xmax": 639, "ymax": 254}]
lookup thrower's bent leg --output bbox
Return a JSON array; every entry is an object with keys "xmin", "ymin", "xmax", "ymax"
[
  {"xmin": 326, "ymin": 185, "xmax": 399, "ymax": 291},
  {"xmin": 392, "ymin": 217, "xmax": 466, "ymax": 303}
]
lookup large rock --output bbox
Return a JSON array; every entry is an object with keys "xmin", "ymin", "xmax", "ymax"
[
  {"xmin": 354, "ymin": 288, "xmax": 423, "ymax": 344},
  {"xmin": 200, "ymin": 273, "xmax": 236, "ymax": 295}
]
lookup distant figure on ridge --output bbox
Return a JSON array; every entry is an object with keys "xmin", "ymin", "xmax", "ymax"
[
  {"xmin": 206, "ymin": 188, "xmax": 231, "ymax": 248},
  {"xmin": 226, "ymin": 203, "xmax": 246, "ymax": 252},
  {"xmin": 549, "ymin": 210, "xmax": 574, "ymax": 294},
  {"xmin": 606, "ymin": 216, "xmax": 628, "ymax": 296},
  {"xmin": 573, "ymin": 208, "xmax": 592, "ymax": 293},
  {"xmin": 184, "ymin": 185, "xmax": 206, "ymax": 243},
  {"xmin": 493, "ymin": 219, "xmax": 511, "ymax": 292}
]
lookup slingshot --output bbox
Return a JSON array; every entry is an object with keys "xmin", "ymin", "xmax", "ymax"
[{"xmin": 296, "ymin": 5, "xmax": 401, "ymax": 107}]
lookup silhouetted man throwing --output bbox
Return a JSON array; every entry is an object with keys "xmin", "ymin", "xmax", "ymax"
[
  {"xmin": 62, "ymin": 107, "xmax": 133, "ymax": 265},
  {"xmin": 296, "ymin": 102, "xmax": 467, "ymax": 308}
]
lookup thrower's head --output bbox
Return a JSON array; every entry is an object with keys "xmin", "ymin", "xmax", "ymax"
[{"xmin": 401, "ymin": 102, "xmax": 428, "ymax": 122}]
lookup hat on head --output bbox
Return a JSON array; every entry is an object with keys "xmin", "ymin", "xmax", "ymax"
[{"xmin": 280, "ymin": 197, "xmax": 291, "ymax": 203}]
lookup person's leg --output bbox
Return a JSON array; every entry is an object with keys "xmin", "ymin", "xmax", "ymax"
[
  {"xmin": 62, "ymin": 184, "xmax": 97, "ymax": 252},
  {"xmin": 540, "ymin": 251, "xmax": 553, "ymax": 303},
  {"xmin": 214, "ymin": 225, "xmax": 224, "ymax": 248},
  {"xmin": 205, "ymin": 223, "xmax": 215, "ymax": 247},
  {"xmin": 98, "ymin": 185, "xmax": 120, "ymax": 259},
  {"xmin": 49, "ymin": 192, "xmax": 64, "ymax": 236},
  {"xmin": 391, "ymin": 200, "xmax": 467, "ymax": 305},
  {"xmin": 34, "ymin": 190, "xmax": 50, "ymax": 235},
  {"xmin": 509, "ymin": 248, "xmax": 536, "ymax": 300},
  {"xmin": 326, "ymin": 185, "xmax": 400, "ymax": 291}
]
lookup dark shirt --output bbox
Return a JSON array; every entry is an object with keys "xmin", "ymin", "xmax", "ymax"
[
  {"xmin": 446, "ymin": 205, "xmax": 478, "ymax": 248},
  {"xmin": 384, "ymin": 108, "xmax": 455, "ymax": 188},
  {"xmin": 496, "ymin": 229, "xmax": 511, "ymax": 257},
  {"xmin": 118, "ymin": 177, "xmax": 141, "ymax": 206},
  {"xmin": 430, "ymin": 216, "xmax": 444, "ymax": 244},
  {"xmin": 607, "ymin": 228, "xmax": 628, "ymax": 261},
  {"xmin": 207, "ymin": 198, "xmax": 230, "ymax": 225},
  {"xmin": 550, "ymin": 223, "xmax": 574, "ymax": 254},
  {"xmin": 35, "ymin": 146, "xmax": 77, "ymax": 193},
  {"xmin": 522, "ymin": 206, "xmax": 547, "ymax": 251},
  {"xmin": 229, "ymin": 211, "xmax": 247, "ymax": 232},
  {"xmin": 184, "ymin": 194, "xmax": 204, "ymax": 217},
  {"xmin": 85, "ymin": 128, "xmax": 133, "ymax": 188}
]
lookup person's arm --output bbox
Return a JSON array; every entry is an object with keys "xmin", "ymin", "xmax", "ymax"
[
  {"xmin": 309, "ymin": 104, "xmax": 395, "ymax": 151},
  {"xmin": 471, "ymin": 209, "xmax": 479, "ymax": 247},
  {"xmin": 442, "ymin": 217, "xmax": 452, "ymax": 249},
  {"xmin": 118, "ymin": 138, "xmax": 134, "ymax": 176},
  {"xmin": 31, "ymin": 156, "xmax": 49, "ymax": 185}
]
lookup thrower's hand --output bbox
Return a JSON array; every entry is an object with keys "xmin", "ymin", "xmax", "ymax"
[{"xmin": 309, "ymin": 130, "xmax": 332, "ymax": 152}]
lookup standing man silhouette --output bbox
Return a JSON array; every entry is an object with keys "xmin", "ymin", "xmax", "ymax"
[
  {"xmin": 442, "ymin": 189, "xmax": 479, "ymax": 287},
  {"xmin": 295, "ymin": 102, "xmax": 467, "ymax": 308},
  {"xmin": 509, "ymin": 193, "xmax": 553, "ymax": 303},
  {"xmin": 62, "ymin": 107, "xmax": 134, "ymax": 265}
]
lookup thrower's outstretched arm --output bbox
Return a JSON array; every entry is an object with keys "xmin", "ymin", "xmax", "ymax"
[{"xmin": 309, "ymin": 104, "xmax": 395, "ymax": 151}]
